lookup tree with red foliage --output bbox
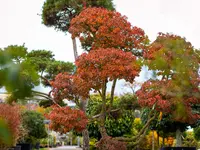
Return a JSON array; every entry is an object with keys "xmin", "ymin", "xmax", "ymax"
[
  {"xmin": 42, "ymin": 4, "xmax": 115, "ymax": 150},
  {"xmin": 49, "ymin": 48, "xmax": 140, "ymax": 149},
  {"xmin": 69, "ymin": 7, "xmax": 148, "ymax": 56},
  {"xmin": 51, "ymin": 7, "xmax": 149, "ymax": 149},
  {"xmin": 75, "ymin": 48, "xmax": 140, "ymax": 150},
  {"xmin": 48, "ymin": 73, "xmax": 90, "ymax": 133},
  {"xmin": 137, "ymin": 79, "xmax": 200, "ymax": 124},
  {"xmin": 0, "ymin": 104, "xmax": 21, "ymax": 149},
  {"xmin": 75, "ymin": 48, "xmax": 140, "ymax": 116},
  {"xmin": 49, "ymin": 73, "xmax": 91, "ymax": 149},
  {"xmin": 137, "ymin": 33, "xmax": 200, "ymax": 146},
  {"xmin": 46, "ymin": 105, "xmax": 88, "ymax": 133}
]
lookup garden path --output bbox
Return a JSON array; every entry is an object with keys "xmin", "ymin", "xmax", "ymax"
[{"xmin": 50, "ymin": 146, "xmax": 82, "ymax": 150}]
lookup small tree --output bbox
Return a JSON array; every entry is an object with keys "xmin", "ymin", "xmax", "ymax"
[
  {"xmin": 0, "ymin": 104, "xmax": 21, "ymax": 149},
  {"xmin": 75, "ymin": 48, "xmax": 140, "ymax": 150},
  {"xmin": 137, "ymin": 33, "xmax": 200, "ymax": 146},
  {"xmin": 21, "ymin": 110, "xmax": 47, "ymax": 145}
]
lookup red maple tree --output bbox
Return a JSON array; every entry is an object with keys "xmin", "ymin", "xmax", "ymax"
[
  {"xmin": 49, "ymin": 48, "xmax": 140, "ymax": 138},
  {"xmin": 137, "ymin": 33, "xmax": 200, "ymax": 124},
  {"xmin": 69, "ymin": 7, "xmax": 148, "ymax": 55},
  {"xmin": 50, "ymin": 7, "xmax": 148, "ymax": 149},
  {"xmin": 48, "ymin": 73, "xmax": 90, "ymax": 133},
  {"xmin": 0, "ymin": 104, "xmax": 21, "ymax": 146}
]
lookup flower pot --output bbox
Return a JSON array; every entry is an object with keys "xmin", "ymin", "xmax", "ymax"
[
  {"xmin": 17, "ymin": 143, "xmax": 32, "ymax": 150},
  {"xmin": 9, "ymin": 145, "xmax": 21, "ymax": 150},
  {"xmin": 35, "ymin": 142, "xmax": 40, "ymax": 150}
]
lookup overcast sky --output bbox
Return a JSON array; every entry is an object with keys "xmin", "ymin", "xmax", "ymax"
[{"xmin": 0, "ymin": 0, "xmax": 200, "ymax": 93}]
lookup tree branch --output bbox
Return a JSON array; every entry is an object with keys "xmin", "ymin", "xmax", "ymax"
[
  {"xmin": 40, "ymin": 76, "xmax": 51, "ymax": 86},
  {"xmin": 92, "ymin": 108, "xmax": 120, "ymax": 119},
  {"xmin": 115, "ymin": 112, "xmax": 156, "ymax": 143},
  {"xmin": 115, "ymin": 104, "xmax": 157, "ymax": 142},
  {"xmin": 108, "ymin": 79, "xmax": 117, "ymax": 112},
  {"xmin": 32, "ymin": 91, "xmax": 61, "ymax": 108},
  {"xmin": 74, "ymin": 97, "xmax": 81, "ymax": 108},
  {"xmin": 98, "ymin": 90, "xmax": 102, "ymax": 98},
  {"xmin": 32, "ymin": 90, "xmax": 49, "ymax": 97},
  {"xmin": 127, "ymin": 115, "xmax": 156, "ymax": 148}
]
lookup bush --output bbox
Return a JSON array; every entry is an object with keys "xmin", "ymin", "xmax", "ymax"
[
  {"xmin": 21, "ymin": 110, "xmax": 47, "ymax": 145},
  {"xmin": 89, "ymin": 138, "xmax": 97, "ymax": 150},
  {"xmin": 40, "ymin": 138, "xmax": 48, "ymax": 148},
  {"xmin": 194, "ymin": 127, "xmax": 200, "ymax": 141},
  {"xmin": 182, "ymin": 131, "xmax": 199, "ymax": 148},
  {"xmin": 0, "ymin": 104, "xmax": 21, "ymax": 149}
]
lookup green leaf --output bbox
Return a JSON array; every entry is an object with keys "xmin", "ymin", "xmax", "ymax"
[{"xmin": 0, "ymin": 119, "xmax": 13, "ymax": 145}]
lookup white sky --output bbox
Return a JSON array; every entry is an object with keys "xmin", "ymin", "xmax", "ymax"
[{"xmin": 0, "ymin": 0, "xmax": 200, "ymax": 93}]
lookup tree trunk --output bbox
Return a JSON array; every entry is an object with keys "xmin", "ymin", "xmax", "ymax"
[
  {"xmin": 99, "ymin": 112, "xmax": 108, "ymax": 138},
  {"xmin": 99, "ymin": 80, "xmax": 108, "ymax": 138},
  {"xmin": 82, "ymin": 129, "xmax": 90, "ymax": 150},
  {"xmin": 71, "ymin": 37, "xmax": 90, "ymax": 150},
  {"xmin": 176, "ymin": 128, "xmax": 182, "ymax": 147},
  {"xmin": 80, "ymin": 99, "xmax": 90, "ymax": 150},
  {"xmin": 72, "ymin": 38, "xmax": 78, "ymax": 60}
]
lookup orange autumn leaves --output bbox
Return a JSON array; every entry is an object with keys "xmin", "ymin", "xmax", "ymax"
[
  {"xmin": 51, "ymin": 48, "xmax": 140, "ymax": 101},
  {"xmin": 137, "ymin": 33, "xmax": 200, "ymax": 124},
  {"xmin": 46, "ymin": 105, "xmax": 88, "ymax": 133},
  {"xmin": 76, "ymin": 48, "xmax": 140, "ymax": 86},
  {"xmin": 49, "ymin": 48, "xmax": 140, "ymax": 133},
  {"xmin": 48, "ymin": 8, "xmax": 200, "ymax": 134},
  {"xmin": 48, "ymin": 8, "xmax": 146, "ymax": 133},
  {"xmin": 51, "ymin": 73, "xmax": 90, "ymax": 101},
  {"xmin": 69, "ymin": 7, "xmax": 148, "ymax": 54},
  {"xmin": 0, "ymin": 104, "xmax": 21, "ymax": 145}
]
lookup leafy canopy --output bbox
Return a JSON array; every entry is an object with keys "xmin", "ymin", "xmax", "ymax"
[
  {"xmin": 0, "ymin": 104, "xmax": 21, "ymax": 146},
  {"xmin": 0, "ymin": 45, "xmax": 40, "ymax": 100},
  {"xmin": 75, "ymin": 48, "xmax": 140, "ymax": 90},
  {"xmin": 69, "ymin": 7, "xmax": 148, "ymax": 55},
  {"xmin": 0, "ymin": 119, "xmax": 13, "ymax": 146},
  {"xmin": 137, "ymin": 33, "xmax": 200, "ymax": 124},
  {"xmin": 27, "ymin": 50, "xmax": 55, "ymax": 74},
  {"xmin": 46, "ymin": 105, "xmax": 88, "ymax": 133},
  {"xmin": 21, "ymin": 110, "xmax": 47, "ymax": 140},
  {"xmin": 42, "ymin": 0, "xmax": 115, "ymax": 32},
  {"xmin": 51, "ymin": 72, "xmax": 90, "ymax": 102}
]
